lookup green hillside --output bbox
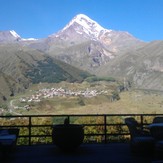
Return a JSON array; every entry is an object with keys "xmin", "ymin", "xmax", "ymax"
[
  {"xmin": 0, "ymin": 44, "xmax": 91, "ymax": 103},
  {"xmin": 97, "ymin": 41, "xmax": 163, "ymax": 91},
  {"xmin": 26, "ymin": 57, "xmax": 90, "ymax": 83}
]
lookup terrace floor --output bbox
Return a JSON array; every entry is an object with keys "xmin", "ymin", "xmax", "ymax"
[{"xmin": 0, "ymin": 143, "xmax": 162, "ymax": 163}]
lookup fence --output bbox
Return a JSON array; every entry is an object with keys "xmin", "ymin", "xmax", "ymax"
[{"xmin": 0, "ymin": 114, "xmax": 162, "ymax": 145}]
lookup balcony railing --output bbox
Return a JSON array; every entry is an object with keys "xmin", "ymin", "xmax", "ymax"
[{"xmin": 0, "ymin": 114, "xmax": 163, "ymax": 145}]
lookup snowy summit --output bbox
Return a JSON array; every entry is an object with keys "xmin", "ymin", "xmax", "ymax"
[{"xmin": 62, "ymin": 14, "xmax": 112, "ymax": 39}]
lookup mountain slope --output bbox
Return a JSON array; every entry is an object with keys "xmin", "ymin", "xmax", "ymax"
[
  {"xmin": 0, "ymin": 71, "xmax": 21, "ymax": 103},
  {"xmin": 97, "ymin": 41, "xmax": 163, "ymax": 90},
  {"xmin": 33, "ymin": 14, "xmax": 144, "ymax": 73},
  {"xmin": 0, "ymin": 30, "xmax": 21, "ymax": 42},
  {"xmin": 0, "ymin": 44, "xmax": 90, "ymax": 102}
]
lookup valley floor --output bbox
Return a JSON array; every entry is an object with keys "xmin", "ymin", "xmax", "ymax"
[{"xmin": 8, "ymin": 89, "xmax": 163, "ymax": 115}]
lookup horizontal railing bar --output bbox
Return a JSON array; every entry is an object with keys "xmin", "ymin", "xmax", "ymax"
[
  {"xmin": 18, "ymin": 133, "xmax": 129, "ymax": 138},
  {"xmin": 92, "ymin": 133, "xmax": 127, "ymax": 137},
  {"xmin": 83, "ymin": 124, "xmax": 127, "ymax": 126},
  {"xmin": 18, "ymin": 135, "xmax": 52, "ymax": 138},
  {"xmin": 0, "ymin": 125, "xmax": 53, "ymax": 127},
  {"xmin": 83, "ymin": 133, "xmax": 105, "ymax": 136},
  {"xmin": 1, "ymin": 113, "xmax": 163, "ymax": 118}
]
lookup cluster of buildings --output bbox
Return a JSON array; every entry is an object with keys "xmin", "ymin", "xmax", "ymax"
[{"xmin": 20, "ymin": 87, "xmax": 108, "ymax": 103}]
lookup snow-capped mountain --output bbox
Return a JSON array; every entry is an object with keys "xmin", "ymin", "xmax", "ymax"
[
  {"xmin": 51, "ymin": 14, "xmax": 112, "ymax": 45},
  {"xmin": 50, "ymin": 14, "xmax": 143, "ymax": 51},
  {"xmin": 0, "ymin": 30, "xmax": 21, "ymax": 42},
  {"xmin": 61, "ymin": 14, "xmax": 112, "ymax": 40},
  {"xmin": 0, "ymin": 30, "xmax": 38, "ymax": 43},
  {"xmin": 0, "ymin": 14, "xmax": 142, "ymax": 48},
  {"xmin": 0, "ymin": 14, "xmax": 145, "ymax": 65},
  {"xmin": 0, "ymin": 14, "xmax": 145, "ymax": 70}
]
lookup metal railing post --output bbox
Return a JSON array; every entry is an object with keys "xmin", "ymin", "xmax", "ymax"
[
  {"xmin": 29, "ymin": 116, "xmax": 32, "ymax": 145},
  {"xmin": 104, "ymin": 115, "xmax": 107, "ymax": 144},
  {"xmin": 140, "ymin": 114, "xmax": 144, "ymax": 130}
]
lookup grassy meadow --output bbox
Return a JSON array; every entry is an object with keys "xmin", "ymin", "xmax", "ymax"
[{"xmin": 7, "ymin": 81, "xmax": 163, "ymax": 115}]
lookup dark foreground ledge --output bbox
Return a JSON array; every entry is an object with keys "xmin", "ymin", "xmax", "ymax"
[{"xmin": 0, "ymin": 143, "xmax": 161, "ymax": 163}]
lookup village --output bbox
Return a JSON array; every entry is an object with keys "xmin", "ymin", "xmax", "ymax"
[{"xmin": 19, "ymin": 87, "xmax": 109, "ymax": 108}]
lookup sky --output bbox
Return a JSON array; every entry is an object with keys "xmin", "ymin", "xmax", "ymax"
[{"xmin": 0, "ymin": 0, "xmax": 163, "ymax": 42}]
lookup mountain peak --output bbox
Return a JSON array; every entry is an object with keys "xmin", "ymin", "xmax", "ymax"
[
  {"xmin": 0, "ymin": 30, "xmax": 21, "ymax": 42},
  {"xmin": 62, "ymin": 13, "xmax": 108, "ymax": 32},
  {"xmin": 60, "ymin": 14, "xmax": 112, "ymax": 40},
  {"xmin": 54, "ymin": 13, "xmax": 140, "ymax": 48}
]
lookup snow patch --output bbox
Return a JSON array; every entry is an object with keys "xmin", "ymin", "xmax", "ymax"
[
  {"xmin": 10, "ymin": 30, "xmax": 20, "ymax": 38},
  {"xmin": 21, "ymin": 38, "xmax": 38, "ymax": 41}
]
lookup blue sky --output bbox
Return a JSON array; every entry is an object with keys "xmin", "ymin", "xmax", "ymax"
[{"xmin": 0, "ymin": 0, "xmax": 163, "ymax": 42}]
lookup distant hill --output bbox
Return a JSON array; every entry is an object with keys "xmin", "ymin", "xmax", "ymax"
[{"xmin": 97, "ymin": 41, "xmax": 163, "ymax": 91}]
